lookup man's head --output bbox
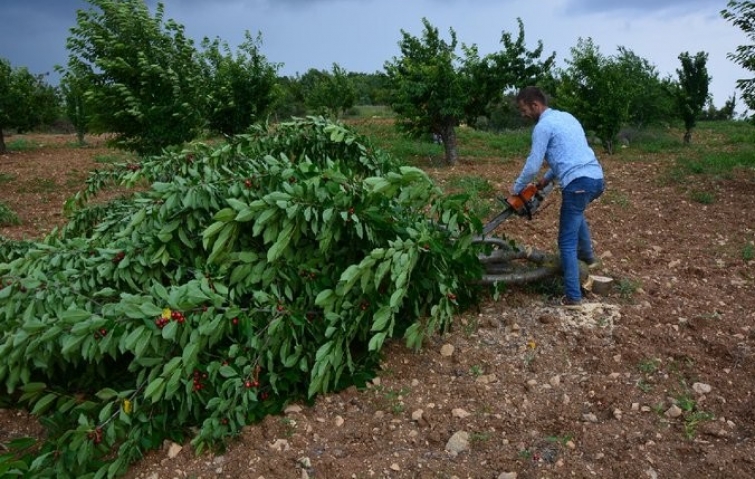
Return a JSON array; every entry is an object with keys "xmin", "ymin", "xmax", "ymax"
[{"xmin": 516, "ymin": 86, "xmax": 548, "ymax": 121}]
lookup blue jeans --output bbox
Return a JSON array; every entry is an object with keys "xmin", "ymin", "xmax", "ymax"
[{"xmin": 559, "ymin": 177, "xmax": 604, "ymax": 301}]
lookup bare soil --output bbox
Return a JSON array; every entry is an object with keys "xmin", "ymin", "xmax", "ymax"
[{"xmin": 1, "ymin": 132, "xmax": 754, "ymax": 479}]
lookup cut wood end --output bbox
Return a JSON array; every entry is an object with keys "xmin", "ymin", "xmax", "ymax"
[{"xmin": 589, "ymin": 275, "xmax": 614, "ymax": 295}]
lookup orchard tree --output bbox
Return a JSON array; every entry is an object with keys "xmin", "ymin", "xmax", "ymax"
[
  {"xmin": 0, "ymin": 58, "xmax": 60, "ymax": 154},
  {"xmin": 556, "ymin": 39, "xmax": 666, "ymax": 153},
  {"xmin": 303, "ymin": 63, "xmax": 357, "ymax": 119},
  {"xmin": 384, "ymin": 17, "xmax": 554, "ymax": 165},
  {"xmin": 200, "ymin": 31, "xmax": 281, "ymax": 136},
  {"xmin": 676, "ymin": 51, "xmax": 711, "ymax": 144},
  {"xmin": 65, "ymin": 0, "xmax": 205, "ymax": 155},
  {"xmin": 57, "ymin": 64, "xmax": 91, "ymax": 145},
  {"xmin": 722, "ymin": 1, "xmax": 755, "ymax": 120},
  {"xmin": 461, "ymin": 18, "xmax": 556, "ymax": 129},
  {"xmin": 0, "ymin": 118, "xmax": 485, "ymax": 476}
]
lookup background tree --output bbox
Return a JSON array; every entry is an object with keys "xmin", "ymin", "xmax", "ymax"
[
  {"xmin": 0, "ymin": 58, "xmax": 60, "ymax": 154},
  {"xmin": 675, "ymin": 51, "xmax": 711, "ymax": 144},
  {"xmin": 384, "ymin": 17, "xmax": 553, "ymax": 165},
  {"xmin": 349, "ymin": 71, "xmax": 391, "ymax": 106},
  {"xmin": 57, "ymin": 65, "xmax": 91, "ymax": 145},
  {"xmin": 722, "ymin": 1, "xmax": 755, "ymax": 121},
  {"xmin": 556, "ymin": 39, "xmax": 666, "ymax": 153},
  {"xmin": 65, "ymin": 0, "xmax": 205, "ymax": 155},
  {"xmin": 384, "ymin": 18, "xmax": 466, "ymax": 165},
  {"xmin": 701, "ymin": 94, "xmax": 737, "ymax": 121},
  {"xmin": 303, "ymin": 63, "xmax": 357, "ymax": 119},
  {"xmin": 617, "ymin": 48, "xmax": 676, "ymax": 129},
  {"xmin": 461, "ymin": 18, "xmax": 556, "ymax": 129},
  {"xmin": 200, "ymin": 31, "xmax": 280, "ymax": 136}
]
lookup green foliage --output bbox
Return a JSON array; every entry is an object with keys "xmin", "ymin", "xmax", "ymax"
[
  {"xmin": 460, "ymin": 18, "xmax": 556, "ymax": 129},
  {"xmin": 0, "ymin": 117, "xmax": 485, "ymax": 477},
  {"xmin": 0, "ymin": 58, "xmax": 60, "ymax": 153},
  {"xmin": 200, "ymin": 31, "xmax": 280, "ymax": 136},
  {"xmin": 444, "ymin": 176, "xmax": 497, "ymax": 218},
  {"xmin": 65, "ymin": 0, "xmax": 205, "ymax": 155},
  {"xmin": 721, "ymin": 1, "xmax": 755, "ymax": 119},
  {"xmin": 384, "ymin": 17, "xmax": 554, "ymax": 165},
  {"xmin": 556, "ymin": 39, "xmax": 673, "ymax": 154},
  {"xmin": 302, "ymin": 63, "xmax": 357, "ymax": 119},
  {"xmin": 676, "ymin": 52, "xmax": 711, "ymax": 144},
  {"xmin": 56, "ymin": 64, "xmax": 92, "ymax": 146},
  {"xmin": 0, "ymin": 201, "xmax": 21, "ymax": 226}
]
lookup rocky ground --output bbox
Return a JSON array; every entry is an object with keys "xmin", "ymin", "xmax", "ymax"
[{"xmin": 1, "ymin": 131, "xmax": 754, "ymax": 479}]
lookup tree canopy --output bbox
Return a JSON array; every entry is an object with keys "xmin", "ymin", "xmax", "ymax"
[
  {"xmin": 721, "ymin": 0, "xmax": 755, "ymax": 120},
  {"xmin": 676, "ymin": 51, "xmax": 711, "ymax": 144},
  {"xmin": 0, "ymin": 58, "xmax": 59, "ymax": 154},
  {"xmin": 384, "ymin": 17, "xmax": 554, "ymax": 165}
]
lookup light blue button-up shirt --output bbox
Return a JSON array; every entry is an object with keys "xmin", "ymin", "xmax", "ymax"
[{"xmin": 513, "ymin": 108, "xmax": 603, "ymax": 193}]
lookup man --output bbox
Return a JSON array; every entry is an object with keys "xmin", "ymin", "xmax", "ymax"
[{"xmin": 510, "ymin": 86, "xmax": 604, "ymax": 306}]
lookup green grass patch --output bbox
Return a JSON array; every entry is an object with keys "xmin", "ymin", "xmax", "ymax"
[
  {"xmin": 689, "ymin": 190, "xmax": 715, "ymax": 204},
  {"xmin": 0, "ymin": 173, "xmax": 16, "ymax": 184},
  {"xmin": 6, "ymin": 138, "xmax": 41, "ymax": 151},
  {"xmin": 17, "ymin": 178, "xmax": 57, "ymax": 194},
  {"xmin": 0, "ymin": 201, "xmax": 21, "ymax": 226},
  {"xmin": 627, "ymin": 128, "xmax": 684, "ymax": 154},
  {"xmin": 345, "ymin": 105, "xmax": 395, "ymax": 119},
  {"xmin": 743, "ymin": 242, "xmax": 754, "ymax": 262}
]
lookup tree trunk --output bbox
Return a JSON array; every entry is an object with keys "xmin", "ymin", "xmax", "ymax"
[
  {"xmin": 0, "ymin": 129, "xmax": 6, "ymax": 155},
  {"xmin": 440, "ymin": 125, "xmax": 458, "ymax": 166},
  {"xmin": 683, "ymin": 129, "xmax": 692, "ymax": 145}
]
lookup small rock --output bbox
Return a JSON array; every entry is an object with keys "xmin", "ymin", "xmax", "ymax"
[
  {"xmin": 284, "ymin": 404, "xmax": 303, "ymax": 414},
  {"xmin": 452, "ymin": 408, "xmax": 471, "ymax": 419},
  {"xmin": 631, "ymin": 403, "xmax": 640, "ymax": 412},
  {"xmin": 692, "ymin": 382, "xmax": 712, "ymax": 394},
  {"xmin": 298, "ymin": 457, "xmax": 312, "ymax": 468},
  {"xmin": 445, "ymin": 431, "xmax": 470, "ymax": 456},
  {"xmin": 269, "ymin": 439, "xmax": 290, "ymax": 451},
  {"xmin": 334, "ymin": 415, "xmax": 344, "ymax": 427},
  {"xmin": 411, "ymin": 409, "xmax": 424, "ymax": 421},
  {"xmin": 565, "ymin": 440, "xmax": 576, "ymax": 449},
  {"xmin": 440, "ymin": 344, "xmax": 455, "ymax": 357},
  {"xmin": 665, "ymin": 405, "xmax": 683, "ymax": 418},
  {"xmin": 582, "ymin": 413, "xmax": 598, "ymax": 423},
  {"xmin": 613, "ymin": 409, "xmax": 623, "ymax": 420},
  {"xmin": 498, "ymin": 472, "xmax": 517, "ymax": 479},
  {"xmin": 166, "ymin": 442, "xmax": 182, "ymax": 459},
  {"xmin": 390, "ymin": 463, "xmax": 401, "ymax": 471},
  {"xmin": 549, "ymin": 375, "xmax": 561, "ymax": 387}
]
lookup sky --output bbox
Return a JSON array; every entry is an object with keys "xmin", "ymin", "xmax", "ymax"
[{"xmin": 0, "ymin": 0, "xmax": 750, "ymax": 110}]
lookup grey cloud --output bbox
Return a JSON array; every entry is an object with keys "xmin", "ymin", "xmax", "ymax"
[{"xmin": 565, "ymin": 0, "xmax": 721, "ymax": 15}]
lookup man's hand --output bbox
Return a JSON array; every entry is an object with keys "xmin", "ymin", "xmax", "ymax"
[{"xmin": 536, "ymin": 177, "xmax": 551, "ymax": 190}]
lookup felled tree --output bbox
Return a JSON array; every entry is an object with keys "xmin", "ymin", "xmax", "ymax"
[{"xmin": 0, "ymin": 117, "xmax": 485, "ymax": 477}]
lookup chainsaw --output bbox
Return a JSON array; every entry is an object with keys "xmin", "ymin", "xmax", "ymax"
[{"xmin": 480, "ymin": 179, "xmax": 554, "ymax": 236}]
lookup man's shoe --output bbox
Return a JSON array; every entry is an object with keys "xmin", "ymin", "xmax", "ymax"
[
  {"xmin": 580, "ymin": 257, "xmax": 602, "ymax": 270},
  {"xmin": 560, "ymin": 296, "xmax": 583, "ymax": 309}
]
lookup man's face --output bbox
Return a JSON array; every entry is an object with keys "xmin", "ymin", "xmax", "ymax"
[{"xmin": 517, "ymin": 100, "xmax": 541, "ymax": 121}]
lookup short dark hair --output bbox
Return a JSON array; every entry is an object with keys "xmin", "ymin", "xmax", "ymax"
[{"xmin": 516, "ymin": 86, "xmax": 548, "ymax": 106}]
